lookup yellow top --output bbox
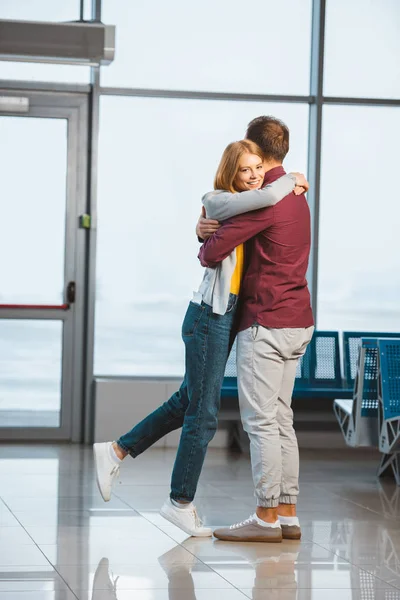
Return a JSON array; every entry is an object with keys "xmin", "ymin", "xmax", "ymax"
[{"xmin": 230, "ymin": 244, "xmax": 244, "ymax": 295}]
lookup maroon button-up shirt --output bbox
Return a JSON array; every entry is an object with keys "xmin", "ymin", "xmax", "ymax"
[{"xmin": 198, "ymin": 165, "xmax": 314, "ymax": 331}]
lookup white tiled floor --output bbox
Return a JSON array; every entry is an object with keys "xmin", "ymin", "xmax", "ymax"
[{"xmin": 0, "ymin": 444, "xmax": 400, "ymax": 599}]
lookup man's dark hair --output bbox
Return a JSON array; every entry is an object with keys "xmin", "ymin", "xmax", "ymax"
[{"xmin": 246, "ymin": 116, "xmax": 289, "ymax": 162}]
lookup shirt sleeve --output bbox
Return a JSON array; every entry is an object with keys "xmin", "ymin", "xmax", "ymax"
[
  {"xmin": 198, "ymin": 206, "xmax": 276, "ymax": 268},
  {"xmin": 202, "ymin": 174, "xmax": 296, "ymax": 221}
]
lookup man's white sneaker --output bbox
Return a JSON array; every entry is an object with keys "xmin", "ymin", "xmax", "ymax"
[
  {"xmin": 93, "ymin": 442, "xmax": 120, "ymax": 502},
  {"xmin": 160, "ymin": 498, "xmax": 212, "ymax": 537}
]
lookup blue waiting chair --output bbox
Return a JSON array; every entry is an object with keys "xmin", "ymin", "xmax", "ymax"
[
  {"xmin": 343, "ymin": 331, "xmax": 400, "ymax": 389},
  {"xmin": 377, "ymin": 339, "xmax": 400, "ymax": 485},
  {"xmin": 294, "ymin": 330, "xmax": 344, "ymax": 397},
  {"xmin": 334, "ymin": 338, "xmax": 380, "ymax": 447}
]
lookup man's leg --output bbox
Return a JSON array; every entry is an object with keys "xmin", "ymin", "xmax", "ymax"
[
  {"xmin": 213, "ymin": 325, "xmax": 286, "ymax": 542},
  {"xmin": 237, "ymin": 326, "xmax": 313, "ymax": 511},
  {"xmin": 237, "ymin": 325, "xmax": 286, "ymax": 511},
  {"xmin": 213, "ymin": 326, "xmax": 313, "ymax": 542},
  {"xmin": 276, "ymin": 358, "xmax": 301, "ymax": 505},
  {"xmin": 269, "ymin": 356, "xmax": 301, "ymax": 540},
  {"xmin": 276, "ymin": 327, "xmax": 314, "ymax": 539}
]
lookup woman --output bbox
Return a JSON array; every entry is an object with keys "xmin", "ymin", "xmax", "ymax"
[{"xmin": 94, "ymin": 140, "xmax": 307, "ymax": 537}]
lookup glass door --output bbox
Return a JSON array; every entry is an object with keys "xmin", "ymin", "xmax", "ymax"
[{"xmin": 0, "ymin": 90, "xmax": 88, "ymax": 440}]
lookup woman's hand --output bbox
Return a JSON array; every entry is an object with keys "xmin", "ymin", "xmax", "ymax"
[
  {"xmin": 290, "ymin": 172, "xmax": 309, "ymax": 196},
  {"xmin": 196, "ymin": 207, "xmax": 221, "ymax": 240}
]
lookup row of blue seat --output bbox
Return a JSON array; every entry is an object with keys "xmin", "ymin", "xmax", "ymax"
[
  {"xmin": 221, "ymin": 330, "xmax": 400, "ymax": 403},
  {"xmin": 334, "ymin": 337, "xmax": 400, "ymax": 484}
]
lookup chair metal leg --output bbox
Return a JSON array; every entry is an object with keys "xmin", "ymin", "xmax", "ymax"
[
  {"xmin": 378, "ymin": 452, "xmax": 400, "ymax": 486},
  {"xmin": 379, "ymin": 418, "xmax": 400, "ymax": 454}
]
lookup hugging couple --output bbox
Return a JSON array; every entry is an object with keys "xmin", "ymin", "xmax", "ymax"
[{"xmin": 94, "ymin": 115, "xmax": 314, "ymax": 543}]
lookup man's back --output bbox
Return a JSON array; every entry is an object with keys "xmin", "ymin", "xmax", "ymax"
[{"xmin": 240, "ymin": 168, "xmax": 313, "ymax": 330}]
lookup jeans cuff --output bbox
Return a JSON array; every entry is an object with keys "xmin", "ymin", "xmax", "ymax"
[
  {"xmin": 256, "ymin": 497, "xmax": 279, "ymax": 508},
  {"xmin": 170, "ymin": 493, "xmax": 194, "ymax": 503},
  {"xmin": 116, "ymin": 439, "xmax": 136, "ymax": 457},
  {"xmin": 280, "ymin": 494, "xmax": 298, "ymax": 505}
]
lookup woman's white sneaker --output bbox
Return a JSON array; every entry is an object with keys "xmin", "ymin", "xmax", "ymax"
[
  {"xmin": 93, "ymin": 442, "xmax": 120, "ymax": 502},
  {"xmin": 160, "ymin": 498, "xmax": 212, "ymax": 537}
]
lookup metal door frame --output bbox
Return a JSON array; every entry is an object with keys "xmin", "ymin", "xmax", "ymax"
[{"xmin": 0, "ymin": 89, "xmax": 88, "ymax": 441}]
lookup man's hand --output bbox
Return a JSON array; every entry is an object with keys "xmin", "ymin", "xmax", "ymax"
[
  {"xmin": 290, "ymin": 172, "xmax": 309, "ymax": 196},
  {"xmin": 196, "ymin": 206, "xmax": 221, "ymax": 240}
]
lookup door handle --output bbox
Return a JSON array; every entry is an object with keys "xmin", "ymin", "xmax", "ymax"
[{"xmin": 66, "ymin": 281, "xmax": 76, "ymax": 304}]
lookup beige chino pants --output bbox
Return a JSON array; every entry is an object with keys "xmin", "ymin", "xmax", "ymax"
[{"xmin": 237, "ymin": 324, "xmax": 314, "ymax": 508}]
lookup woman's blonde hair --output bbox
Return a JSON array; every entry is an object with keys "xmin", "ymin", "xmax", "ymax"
[{"xmin": 214, "ymin": 140, "xmax": 264, "ymax": 193}]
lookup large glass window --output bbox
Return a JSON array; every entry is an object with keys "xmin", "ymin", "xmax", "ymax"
[
  {"xmin": 0, "ymin": 62, "xmax": 91, "ymax": 84},
  {"xmin": 324, "ymin": 0, "xmax": 400, "ymax": 99},
  {"xmin": 317, "ymin": 105, "xmax": 400, "ymax": 331},
  {"xmin": 94, "ymin": 96, "xmax": 309, "ymax": 376},
  {"xmin": 0, "ymin": 0, "xmax": 81, "ymax": 21},
  {"xmin": 0, "ymin": 117, "xmax": 67, "ymax": 304},
  {"xmin": 101, "ymin": 0, "xmax": 312, "ymax": 95},
  {"xmin": 0, "ymin": 321, "xmax": 63, "ymax": 427}
]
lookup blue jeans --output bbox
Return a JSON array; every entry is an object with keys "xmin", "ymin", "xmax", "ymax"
[{"xmin": 117, "ymin": 293, "xmax": 238, "ymax": 502}]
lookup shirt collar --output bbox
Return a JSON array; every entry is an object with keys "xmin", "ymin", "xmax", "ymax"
[{"xmin": 263, "ymin": 165, "xmax": 286, "ymax": 186}]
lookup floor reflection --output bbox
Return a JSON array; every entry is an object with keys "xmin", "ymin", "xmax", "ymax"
[
  {"xmin": 1, "ymin": 445, "xmax": 400, "ymax": 600},
  {"xmin": 91, "ymin": 558, "xmax": 119, "ymax": 599},
  {"xmin": 191, "ymin": 541, "xmax": 300, "ymax": 599}
]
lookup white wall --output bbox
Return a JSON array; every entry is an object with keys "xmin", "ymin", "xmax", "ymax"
[
  {"xmin": 93, "ymin": 378, "xmax": 351, "ymax": 450},
  {"xmin": 94, "ymin": 378, "xmax": 230, "ymax": 448}
]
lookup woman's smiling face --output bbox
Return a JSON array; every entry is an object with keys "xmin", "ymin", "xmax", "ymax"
[{"xmin": 234, "ymin": 152, "xmax": 265, "ymax": 192}]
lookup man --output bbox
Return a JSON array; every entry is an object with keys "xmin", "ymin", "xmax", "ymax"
[{"xmin": 197, "ymin": 116, "xmax": 314, "ymax": 542}]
